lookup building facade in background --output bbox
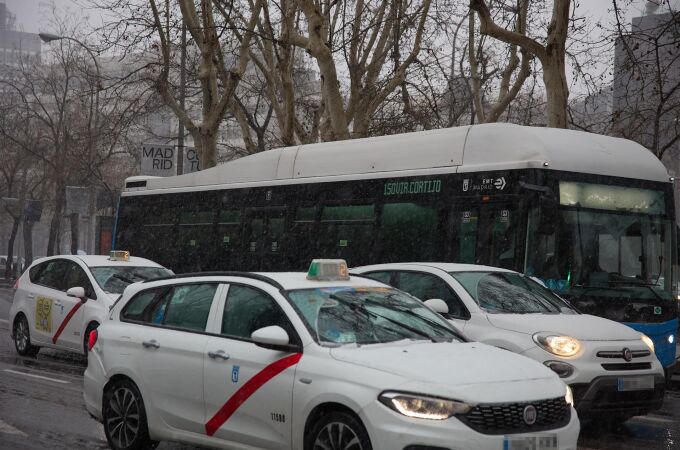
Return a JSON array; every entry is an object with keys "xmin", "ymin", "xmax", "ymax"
[{"xmin": 0, "ymin": 2, "xmax": 40, "ymax": 66}]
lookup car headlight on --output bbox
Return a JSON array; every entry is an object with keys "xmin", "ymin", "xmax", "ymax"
[
  {"xmin": 533, "ymin": 333, "xmax": 581, "ymax": 357},
  {"xmin": 565, "ymin": 385, "xmax": 574, "ymax": 407},
  {"xmin": 379, "ymin": 392, "xmax": 471, "ymax": 420},
  {"xmin": 641, "ymin": 334, "xmax": 655, "ymax": 352},
  {"xmin": 669, "ymin": 334, "xmax": 675, "ymax": 345}
]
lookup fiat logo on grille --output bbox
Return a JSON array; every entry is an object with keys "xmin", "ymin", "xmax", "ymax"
[
  {"xmin": 622, "ymin": 347, "xmax": 633, "ymax": 362},
  {"xmin": 523, "ymin": 405, "xmax": 537, "ymax": 425}
]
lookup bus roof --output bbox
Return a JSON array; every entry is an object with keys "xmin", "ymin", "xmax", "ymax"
[{"xmin": 125, "ymin": 123, "xmax": 670, "ymax": 193}]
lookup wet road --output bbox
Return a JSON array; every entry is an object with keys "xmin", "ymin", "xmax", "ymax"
[{"xmin": 0, "ymin": 285, "xmax": 678, "ymax": 449}]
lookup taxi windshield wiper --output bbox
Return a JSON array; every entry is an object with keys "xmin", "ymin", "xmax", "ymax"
[
  {"xmin": 328, "ymin": 294, "xmax": 437, "ymax": 342},
  {"xmin": 363, "ymin": 295, "xmax": 462, "ymax": 341}
]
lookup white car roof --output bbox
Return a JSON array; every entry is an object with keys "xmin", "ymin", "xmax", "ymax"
[
  {"xmin": 131, "ymin": 272, "xmax": 388, "ymax": 293},
  {"xmin": 352, "ymin": 262, "xmax": 514, "ymax": 274},
  {"xmin": 30, "ymin": 254, "xmax": 166, "ymax": 268}
]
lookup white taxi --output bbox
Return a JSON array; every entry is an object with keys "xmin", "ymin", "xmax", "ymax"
[
  {"xmin": 9, "ymin": 251, "xmax": 172, "ymax": 356},
  {"xmin": 352, "ymin": 262, "xmax": 666, "ymax": 425},
  {"xmin": 84, "ymin": 260, "xmax": 579, "ymax": 450}
]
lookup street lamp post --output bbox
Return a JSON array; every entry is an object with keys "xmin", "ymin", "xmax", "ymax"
[{"xmin": 39, "ymin": 32, "xmax": 101, "ymax": 255}]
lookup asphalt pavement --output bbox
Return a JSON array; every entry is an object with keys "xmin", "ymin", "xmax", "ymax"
[{"xmin": 0, "ymin": 285, "xmax": 678, "ymax": 450}]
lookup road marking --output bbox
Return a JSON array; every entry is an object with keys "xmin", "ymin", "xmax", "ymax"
[
  {"xmin": 204, "ymin": 353, "xmax": 302, "ymax": 436},
  {"xmin": 3, "ymin": 369, "xmax": 70, "ymax": 384},
  {"xmin": 0, "ymin": 318, "xmax": 8, "ymax": 324},
  {"xmin": 0, "ymin": 419, "xmax": 27, "ymax": 436},
  {"xmin": 632, "ymin": 415, "xmax": 676, "ymax": 424}
]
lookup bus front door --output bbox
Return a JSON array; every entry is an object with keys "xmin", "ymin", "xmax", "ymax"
[
  {"xmin": 456, "ymin": 200, "xmax": 518, "ymax": 270},
  {"xmin": 242, "ymin": 208, "xmax": 287, "ymax": 271}
]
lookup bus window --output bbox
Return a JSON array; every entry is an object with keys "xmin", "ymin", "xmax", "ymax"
[
  {"xmin": 458, "ymin": 209, "xmax": 478, "ymax": 264},
  {"xmin": 380, "ymin": 202, "xmax": 441, "ymax": 262},
  {"xmin": 177, "ymin": 210, "xmax": 216, "ymax": 273},
  {"xmin": 319, "ymin": 204, "xmax": 375, "ymax": 266},
  {"xmin": 289, "ymin": 206, "xmax": 318, "ymax": 270},
  {"xmin": 215, "ymin": 209, "xmax": 242, "ymax": 270},
  {"xmin": 242, "ymin": 208, "xmax": 287, "ymax": 271}
]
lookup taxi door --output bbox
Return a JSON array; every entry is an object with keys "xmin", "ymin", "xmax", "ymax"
[
  {"xmin": 203, "ymin": 283, "xmax": 298, "ymax": 448},
  {"xmin": 27, "ymin": 259, "xmax": 81, "ymax": 348},
  {"xmin": 50, "ymin": 261, "xmax": 93, "ymax": 350}
]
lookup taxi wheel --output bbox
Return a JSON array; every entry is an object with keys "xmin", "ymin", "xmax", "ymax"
[
  {"xmin": 13, "ymin": 315, "xmax": 39, "ymax": 357},
  {"xmin": 308, "ymin": 411, "xmax": 372, "ymax": 450},
  {"xmin": 103, "ymin": 379, "xmax": 156, "ymax": 450}
]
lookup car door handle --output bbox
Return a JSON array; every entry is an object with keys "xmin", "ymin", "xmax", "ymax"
[
  {"xmin": 208, "ymin": 350, "xmax": 230, "ymax": 361},
  {"xmin": 27, "ymin": 294, "xmax": 35, "ymax": 299},
  {"xmin": 142, "ymin": 340, "xmax": 160, "ymax": 349}
]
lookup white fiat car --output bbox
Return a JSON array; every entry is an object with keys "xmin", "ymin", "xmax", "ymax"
[
  {"xmin": 9, "ymin": 251, "xmax": 171, "ymax": 356},
  {"xmin": 352, "ymin": 262, "xmax": 666, "ymax": 425},
  {"xmin": 85, "ymin": 260, "xmax": 579, "ymax": 450}
]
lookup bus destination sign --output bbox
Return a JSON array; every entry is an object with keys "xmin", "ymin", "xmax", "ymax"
[{"xmin": 384, "ymin": 179, "xmax": 442, "ymax": 196}]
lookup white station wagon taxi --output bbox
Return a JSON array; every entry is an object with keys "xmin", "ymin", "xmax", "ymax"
[
  {"xmin": 85, "ymin": 260, "xmax": 579, "ymax": 450},
  {"xmin": 9, "ymin": 251, "xmax": 172, "ymax": 356},
  {"xmin": 352, "ymin": 262, "xmax": 666, "ymax": 425}
]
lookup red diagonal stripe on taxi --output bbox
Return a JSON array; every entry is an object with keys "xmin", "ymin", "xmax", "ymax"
[
  {"xmin": 205, "ymin": 352, "xmax": 302, "ymax": 436},
  {"xmin": 52, "ymin": 302, "xmax": 83, "ymax": 344}
]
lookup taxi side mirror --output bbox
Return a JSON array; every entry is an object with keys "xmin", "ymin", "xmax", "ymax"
[
  {"xmin": 424, "ymin": 298, "xmax": 449, "ymax": 315},
  {"xmin": 251, "ymin": 326, "xmax": 296, "ymax": 352},
  {"xmin": 67, "ymin": 286, "xmax": 87, "ymax": 303}
]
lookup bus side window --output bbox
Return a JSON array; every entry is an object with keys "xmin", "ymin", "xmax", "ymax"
[
  {"xmin": 458, "ymin": 209, "xmax": 478, "ymax": 264},
  {"xmin": 319, "ymin": 203, "xmax": 375, "ymax": 266},
  {"xmin": 380, "ymin": 202, "xmax": 442, "ymax": 262}
]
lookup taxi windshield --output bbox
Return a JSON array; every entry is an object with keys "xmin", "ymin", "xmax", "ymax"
[
  {"xmin": 287, "ymin": 287, "xmax": 461, "ymax": 346},
  {"xmin": 450, "ymin": 271, "xmax": 574, "ymax": 314},
  {"xmin": 90, "ymin": 266, "xmax": 172, "ymax": 294}
]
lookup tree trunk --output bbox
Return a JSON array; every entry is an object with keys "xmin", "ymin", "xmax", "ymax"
[
  {"xmin": 4, "ymin": 217, "xmax": 19, "ymax": 279},
  {"xmin": 23, "ymin": 220, "xmax": 34, "ymax": 269},
  {"xmin": 47, "ymin": 183, "xmax": 66, "ymax": 256},
  {"xmin": 542, "ymin": 54, "xmax": 569, "ymax": 128},
  {"xmin": 194, "ymin": 131, "xmax": 217, "ymax": 169},
  {"xmin": 70, "ymin": 213, "xmax": 79, "ymax": 255}
]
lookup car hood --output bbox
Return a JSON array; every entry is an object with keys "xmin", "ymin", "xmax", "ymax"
[
  {"xmin": 329, "ymin": 341, "xmax": 564, "ymax": 403},
  {"xmin": 486, "ymin": 313, "xmax": 642, "ymax": 341}
]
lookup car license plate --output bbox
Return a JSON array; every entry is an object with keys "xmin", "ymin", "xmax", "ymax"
[
  {"xmin": 503, "ymin": 435, "xmax": 558, "ymax": 450},
  {"xmin": 617, "ymin": 376, "xmax": 654, "ymax": 391}
]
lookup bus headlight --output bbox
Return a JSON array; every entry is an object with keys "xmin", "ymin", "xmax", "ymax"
[
  {"xmin": 641, "ymin": 334, "xmax": 655, "ymax": 352},
  {"xmin": 533, "ymin": 333, "xmax": 581, "ymax": 357},
  {"xmin": 565, "ymin": 385, "xmax": 574, "ymax": 407},
  {"xmin": 379, "ymin": 392, "xmax": 471, "ymax": 420}
]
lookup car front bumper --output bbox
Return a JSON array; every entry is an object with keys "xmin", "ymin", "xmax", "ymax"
[
  {"xmin": 570, "ymin": 374, "xmax": 666, "ymax": 417},
  {"xmin": 359, "ymin": 401, "xmax": 580, "ymax": 450}
]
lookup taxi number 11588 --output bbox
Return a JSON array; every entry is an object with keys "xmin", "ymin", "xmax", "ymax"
[{"xmin": 270, "ymin": 413, "xmax": 286, "ymax": 423}]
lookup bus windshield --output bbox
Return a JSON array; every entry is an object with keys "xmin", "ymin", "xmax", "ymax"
[{"xmin": 525, "ymin": 181, "xmax": 676, "ymax": 323}]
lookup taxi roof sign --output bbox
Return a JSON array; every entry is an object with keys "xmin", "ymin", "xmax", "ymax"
[
  {"xmin": 307, "ymin": 259, "xmax": 350, "ymax": 281},
  {"xmin": 109, "ymin": 250, "xmax": 130, "ymax": 262}
]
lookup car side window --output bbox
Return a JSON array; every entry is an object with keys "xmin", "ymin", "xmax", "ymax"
[
  {"xmin": 163, "ymin": 284, "xmax": 217, "ymax": 332},
  {"xmin": 221, "ymin": 285, "xmax": 293, "ymax": 340},
  {"xmin": 34, "ymin": 260, "xmax": 68, "ymax": 291},
  {"xmin": 397, "ymin": 271, "xmax": 470, "ymax": 319},
  {"xmin": 363, "ymin": 271, "xmax": 393, "ymax": 284},
  {"xmin": 121, "ymin": 290, "xmax": 161, "ymax": 322},
  {"xmin": 63, "ymin": 262, "xmax": 97, "ymax": 299}
]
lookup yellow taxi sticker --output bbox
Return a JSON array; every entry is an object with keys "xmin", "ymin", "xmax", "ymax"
[{"xmin": 35, "ymin": 297, "xmax": 53, "ymax": 333}]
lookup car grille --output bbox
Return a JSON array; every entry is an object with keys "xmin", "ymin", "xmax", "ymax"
[
  {"xmin": 596, "ymin": 350, "xmax": 650, "ymax": 359},
  {"xmin": 459, "ymin": 397, "xmax": 570, "ymax": 435},
  {"xmin": 601, "ymin": 362, "xmax": 652, "ymax": 371}
]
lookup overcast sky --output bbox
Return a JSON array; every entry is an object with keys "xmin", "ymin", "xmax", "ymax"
[{"xmin": 3, "ymin": 0, "xmax": 666, "ymax": 34}]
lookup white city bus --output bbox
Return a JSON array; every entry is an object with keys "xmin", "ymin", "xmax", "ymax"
[{"xmin": 115, "ymin": 123, "xmax": 678, "ymax": 377}]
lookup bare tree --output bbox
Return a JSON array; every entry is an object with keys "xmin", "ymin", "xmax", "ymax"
[{"xmin": 470, "ymin": 0, "xmax": 571, "ymax": 128}]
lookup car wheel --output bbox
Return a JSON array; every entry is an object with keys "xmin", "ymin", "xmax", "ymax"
[
  {"xmin": 13, "ymin": 314, "xmax": 39, "ymax": 357},
  {"xmin": 103, "ymin": 379, "xmax": 156, "ymax": 450},
  {"xmin": 308, "ymin": 411, "xmax": 372, "ymax": 450},
  {"xmin": 83, "ymin": 322, "xmax": 99, "ymax": 355}
]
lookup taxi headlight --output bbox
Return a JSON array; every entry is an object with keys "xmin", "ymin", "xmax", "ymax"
[
  {"xmin": 565, "ymin": 385, "xmax": 574, "ymax": 407},
  {"xmin": 379, "ymin": 392, "xmax": 471, "ymax": 420},
  {"xmin": 641, "ymin": 334, "xmax": 655, "ymax": 352},
  {"xmin": 533, "ymin": 333, "xmax": 581, "ymax": 357}
]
